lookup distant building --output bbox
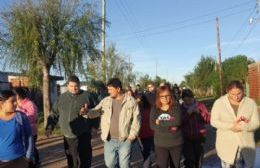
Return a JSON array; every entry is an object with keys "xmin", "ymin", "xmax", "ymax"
[
  {"xmin": 0, "ymin": 71, "xmax": 63, "ymax": 109},
  {"xmin": 248, "ymin": 62, "xmax": 260, "ymax": 104}
]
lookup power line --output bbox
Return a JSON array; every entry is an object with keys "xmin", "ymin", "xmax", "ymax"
[
  {"xmin": 228, "ymin": 8, "xmax": 256, "ymax": 44},
  {"xmin": 113, "ymin": 7, "xmax": 253, "ymax": 41},
  {"xmin": 219, "ymin": 7, "xmax": 256, "ymax": 55},
  {"xmin": 229, "ymin": 1, "xmax": 260, "ymax": 56},
  {"xmin": 113, "ymin": 0, "xmax": 253, "ymax": 38},
  {"xmin": 230, "ymin": 23, "xmax": 257, "ymax": 56},
  {"xmin": 113, "ymin": 0, "xmax": 145, "ymax": 49}
]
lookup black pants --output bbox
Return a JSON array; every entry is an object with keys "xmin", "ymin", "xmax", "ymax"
[
  {"xmin": 33, "ymin": 135, "xmax": 40, "ymax": 166},
  {"xmin": 183, "ymin": 138, "xmax": 204, "ymax": 168},
  {"xmin": 64, "ymin": 133, "xmax": 92, "ymax": 168},
  {"xmin": 155, "ymin": 145, "xmax": 182, "ymax": 168},
  {"xmin": 140, "ymin": 137, "xmax": 154, "ymax": 168}
]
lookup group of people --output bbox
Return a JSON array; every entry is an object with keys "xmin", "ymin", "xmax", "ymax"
[{"xmin": 0, "ymin": 75, "xmax": 259, "ymax": 168}]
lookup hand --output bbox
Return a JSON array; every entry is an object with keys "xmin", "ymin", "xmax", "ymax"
[
  {"xmin": 155, "ymin": 119, "xmax": 160, "ymax": 125},
  {"xmin": 80, "ymin": 104, "xmax": 88, "ymax": 115},
  {"xmin": 230, "ymin": 122, "xmax": 242, "ymax": 132},
  {"xmin": 237, "ymin": 116, "xmax": 250, "ymax": 123},
  {"xmin": 187, "ymin": 108, "xmax": 194, "ymax": 115},
  {"xmin": 188, "ymin": 107, "xmax": 199, "ymax": 115},
  {"xmin": 127, "ymin": 138, "xmax": 133, "ymax": 143},
  {"xmin": 91, "ymin": 128, "xmax": 98, "ymax": 136},
  {"xmin": 169, "ymin": 127, "xmax": 178, "ymax": 133},
  {"xmin": 194, "ymin": 108, "xmax": 200, "ymax": 114},
  {"xmin": 45, "ymin": 129, "xmax": 52, "ymax": 138}
]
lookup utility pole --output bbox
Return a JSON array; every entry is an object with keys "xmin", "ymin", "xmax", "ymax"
[
  {"xmin": 216, "ymin": 17, "xmax": 223, "ymax": 95},
  {"xmin": 101, "ymin": 0, "xmax": 106, "ymax": 82}
]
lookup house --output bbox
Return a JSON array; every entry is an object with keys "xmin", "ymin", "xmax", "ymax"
[{"xmin": 0, "ymin": 71, "xmax": 63, "ymax": 109}]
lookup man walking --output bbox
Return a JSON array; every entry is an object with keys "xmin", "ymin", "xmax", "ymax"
[
  {"xmin": 83, "ymin": 78, "xmax": 141, "ymax": 168},
  {"xmin": 45, "ymin": 75, "xmax": 95, "ymax": 168},
  {"xmin": 145, "ymin": 82, "xmax": 156, "ymax": 106}
]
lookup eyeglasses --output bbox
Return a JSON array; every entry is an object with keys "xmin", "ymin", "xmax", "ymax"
[{"xmin": 159, "ymin": 95, "xmax": 171, "ymax": 99}]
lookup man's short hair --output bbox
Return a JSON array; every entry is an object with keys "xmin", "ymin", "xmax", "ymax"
[
  {"xmin": 107, "ymin": 78, "xmax": 122, "ymax": 89},
  {"xmin": 147, "ymin": 82, "xmax": 155, "ymax": 87},
  {"xmin": 67, "ymin": 75, "xmax": 80, "ymax": 84}
]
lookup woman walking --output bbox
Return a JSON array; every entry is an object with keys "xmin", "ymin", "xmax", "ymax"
[
  {"xmin": 150, "ymin": 86, "xmax": 183, "ymax": 168},
  {"xmin": 138, "ymin": 94, "xmax": 154, "ymax": 168},
  {"xmin": 0, "ymin": 90, "xmax": 34, "ymax": 168},
  {"xmin": 180, "ymin": 89, "xmax": 210, "ymax": 168},
  {"xmin": 211, "ymin": 80, "xmax": 260, "ymax": 168}
]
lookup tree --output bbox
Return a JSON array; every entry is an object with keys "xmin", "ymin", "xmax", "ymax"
[
  {"xmin": 184, "ymin": 55, "xmax": 255, "ymax": 97},
  {"xmin": 138, "ymin": 74, "xmax": 152, "ymax": 89},
  {"xmin": 154, "ymin": 75, "xmax": 167, "ymax": 87},
  {"xmin": 184, "ymin": 56, "xmax": 217, "ymax": 96},
  {"xmin": 222, "ymin": 55, "xmax": 254, "ymax": 89},
  {"xmin": 0, "ymin": 0, "xmax": 101, "ymax": 126},
  {"xmin": 193, "ymin": 56, "xmax": 216, "ymax": 90},
  {"xmin": 87, "ymin": 44, "xmax": 136, "ymax": 86}
]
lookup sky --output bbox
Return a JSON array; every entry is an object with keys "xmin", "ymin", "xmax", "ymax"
[
  {"xmin": 103, "ymin": 0, "xmax": 260, "ymax": 83},
  {"xmin": 1, "ymin": 0, "xmax": 260, "ymax": 84}
]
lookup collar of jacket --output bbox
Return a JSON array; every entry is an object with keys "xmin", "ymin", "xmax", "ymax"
[
  {"xmin": 67, "ymin": 90, "xmax": 84, "ymax": 97},
  {"xmin": 107, "ymin": 94, "xmax": 132, "ymax": 106}
]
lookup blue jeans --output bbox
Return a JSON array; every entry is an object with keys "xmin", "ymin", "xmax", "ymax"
[{"xmin": 104, "ymin": 139, "xmax": 132, "ymax": 168}]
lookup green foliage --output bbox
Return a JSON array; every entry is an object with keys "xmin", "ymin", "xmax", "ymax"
[
  {"xmin": 193, "ymin": 56, "xmax": 216, "ymax": 90},
  {"xmin": 185, "ymin": 56, "xmax": 215, "ymax": 88},
  {"xmin": 184, "ymin": 55, "xmax": 254, "ymax": 97},
  {"xmin": 0, "ymin": 0, "xmax": 102, "ymax": 87},
  {"xmin": 154, "ymin": 75, "xmax": 167, "ymax": 87},
  {"xmin": 137, "ymin": 74, "xmax": 169, "ymax": 90},
  {"xmin": 137, "ymin": 74, "xmax": 153, "ymax": 89},
  {"xmin": 222, "ymin": 55, "xmax": 254, "ymax": 89},
  {"xmin": 87, "ymin": 44, "xmax": 137, "ymax": 86}
]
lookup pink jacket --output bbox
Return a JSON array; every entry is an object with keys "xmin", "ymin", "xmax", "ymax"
[{"xmin": 16, "ymin": 98, "xmax": 38, "ymax": 135}]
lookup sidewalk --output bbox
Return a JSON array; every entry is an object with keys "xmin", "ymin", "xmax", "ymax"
[{"xmin": 202, "ymin": 147, "xmax": 260, "ymax": 168}]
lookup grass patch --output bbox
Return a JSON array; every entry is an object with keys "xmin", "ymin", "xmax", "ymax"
[{"xmin": 37, "ymin": 112, "xmax": 61, "ymax": 138}]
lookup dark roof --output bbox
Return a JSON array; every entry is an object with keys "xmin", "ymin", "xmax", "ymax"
[
  {"xmin": 0, "ymin": 81, "xmax": 10, "ymax": 83},
  {"xmin": 0, "ymin": 71, "xmax": 64, "ymax": 81}
]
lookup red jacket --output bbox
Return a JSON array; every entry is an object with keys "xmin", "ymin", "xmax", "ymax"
[{"xmin": 139, "ymin": 106, "xmax": 154, "ymax": 138}]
